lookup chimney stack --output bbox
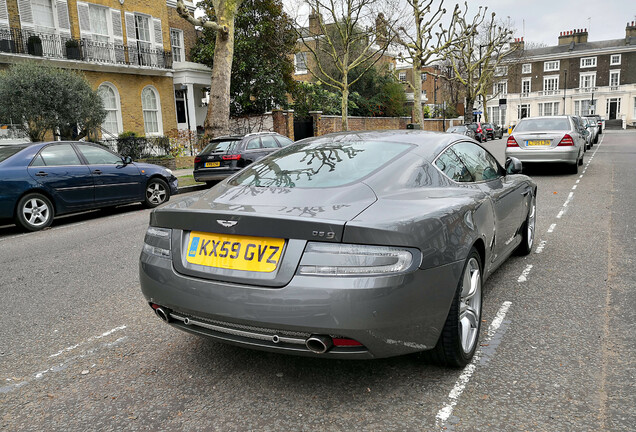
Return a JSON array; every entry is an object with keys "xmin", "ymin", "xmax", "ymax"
[
  {"xmin": 558, "ymin": 28, "xmax": 588, "ymax": 45},
  {"xmin": 627, "ymin": 21, "xmax": 636, "ymax": 40},
  {"xmin": 308, "ymin": 10, "xmax": 321, "ymax": 35},
  {"xmin": 511, "ymin": 37, "xmax": 525, "ymax": 51}
]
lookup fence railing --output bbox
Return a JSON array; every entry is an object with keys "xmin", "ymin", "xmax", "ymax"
[{"xmin": 0, "ymin": 27, "xmax": 172, "ymax": 69}]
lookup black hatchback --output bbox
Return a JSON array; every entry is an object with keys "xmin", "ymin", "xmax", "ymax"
[{"xmin": 193, "ymin": 132, "xmax": 294, "ymax": 185}]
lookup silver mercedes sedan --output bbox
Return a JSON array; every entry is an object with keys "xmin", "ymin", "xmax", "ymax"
[
  {"xmin": 140, "ymin": 131, "xmax": 536, "ymax": 367},
  {"xmin": 506, "ymin": 115, "xmax": 585, "ymax": 174}
]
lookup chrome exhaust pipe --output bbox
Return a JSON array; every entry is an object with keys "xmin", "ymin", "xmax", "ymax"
[
  {"xmin": 305, "ymin": 334, "xmax": 333, "ymax": 354},
  {"xmin": 155, "ymin": 307, "xmax": 171, "ymax": 323}
]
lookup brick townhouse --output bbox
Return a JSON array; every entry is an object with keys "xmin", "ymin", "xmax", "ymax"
[
  {"xmin": 486, "ymin": 22, "xmax": 636, "ymax": 128},
  {"xmin": 0, "ymin": 0, "xmax": 211, "ymax": 140}
]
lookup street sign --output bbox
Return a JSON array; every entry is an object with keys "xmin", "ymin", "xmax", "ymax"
[{"xmin": 499, "ymin": 98, "xmax": 507, "ymax": 106}]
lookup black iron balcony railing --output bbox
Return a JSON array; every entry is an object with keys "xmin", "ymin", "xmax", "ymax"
[{"xmin": 0, "ymin": 27, "xmax": 172, "ymax": 69}]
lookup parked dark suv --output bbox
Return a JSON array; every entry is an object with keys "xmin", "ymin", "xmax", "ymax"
[{"xmin": 193, "ymin": 132, "xmax": 294, "ymax": 185}]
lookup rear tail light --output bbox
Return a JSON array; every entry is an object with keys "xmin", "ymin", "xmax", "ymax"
[
  {"xmin": 194, "ymin": 156, "xmax": 201, "ymax": 163},
  {"xmin": 222, "ymin": 154, "xmax": 241, "ymax": 161},
  {"xmin": 557, "ymin": 134, "xmax": 574, "ymax": 146},
  {"xmin": 506, "ymin": 136, "xmax": 519, "ymax": 147}
]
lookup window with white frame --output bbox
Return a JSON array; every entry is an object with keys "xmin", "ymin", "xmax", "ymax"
[
  {"xmin": 493, "ymin": 80, "xmax": 507, "ymax": 95},
  {"xmin": 98, "ymin": 83, "xmax": 122, "ymax": 135},
  {"xmin": 421, "ymin": 73, "xmax": 427, "ymax": 82},
  {"xmin": 610, "ymin": 54, "xmax": 621, "ymax": 65},
  {"xmin": 518, "ymin": 103, "xmax": 530, "ymax": 119},
  {"xmin": 605, "ymin": 98, "xmax": 621, "ymax": 116},
  {"xmin": 579, "ymin": 72, "xmax": 596, "ymax": 90},
  {"xmin": 399, "ymin": 71, "xmax": 406, "ymax": 82},
  {"xmin": 574, "ymin": 100, "xmax": 593, "ymax": 116},
  {"xmin": 494, "ymin": 66, "xmax": 507, "ymax": 76},
  {"xmin": 521, "ymin": 78, "xmax": 531, "ymax": 95},
  {"xmin": 543, "ymin": 76, "xmax": 559, "ymax": 93},
  {"xmin": 89, "ymin": 5, "xmax": 110, "ymax": 43},
  {"xmin": 294, "ymin": 52, "xmax": 307, "ymax": 74},
  {"xmin": 487, "ymin": 106, "xmax": 506, "ymax": 125},
  {"xmin": 170, "ymin": 29, "xmax": 184, "ymax": 62},
  {"xmin": 31, "ymin": 0, "xmax": 55, "ymax": 29},
  {"xmin": 522, "ymin": 63, "xmax": 531, "ymax": 74},
  {"xmin": 422, "ymin": 90, "xmax": 427, "ymax": 99},
  {"xmin": 141, "ymin": 86, "xmax": 162, "ymax": 135},
  {"xmin": 544, "ymin": 60, "xmax": 559, "ymax": 72},
  {"xmin": 538, "ymin": 102, "xmax": 559, "ymax": 116},
  {"xmin": 580, "ymin": 57, "xmax": 597, "ymax": 68},
  {"xmin": 609, "ymin": 70, "xmax": 620, "ymax": 88}
]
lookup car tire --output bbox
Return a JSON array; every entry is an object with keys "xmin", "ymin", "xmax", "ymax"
[
  {"xmin": 424, "ymin": 248, "xmax": 482, "ymax": 367},
  {"xmin": 15, "ymin": 192, "xmax": 54, "ymax": 232},
  {"xmin": 515, "ymin": 193, "xmax": 535, "ymax": 256},
  {"xmin": 143, "ymin": 178, "xmax": 170, "ymax": 208}
]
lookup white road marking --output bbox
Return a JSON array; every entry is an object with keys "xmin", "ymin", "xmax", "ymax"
[
  {"xmin": 436, "ymin": 301, "xmax": 512, "ymax": 427},
  {"xmin": 579, "ymin": 175, "xmax": 584, "ymax": 179},
  {"xmin": 548, "ymin": 224, "xmax": 557, "ymax": 233},
  {"xmin": 556, "ymin": 210, "xmax": 564, "ymax": 219},
  {"xmin": 517, "ymin": 265, "xmax": 533, "ymax": 283},
  {"xmin": 535, "ymin": 240, "xmax": 547, "ymax": 253},
  {"xmin": 1, "ymin": 337, "xmax": 128, "ymax": 394},
  {"xmin": 576, "ymin": 180, "xmax": 580, "ymax": 184},
  {"xmin": 572, "ymin": 185, "xmax": 577, "ymax": 190},
  {"xmin": 49, "ymin": 325, "xmax": 127, "ymax": 358}
]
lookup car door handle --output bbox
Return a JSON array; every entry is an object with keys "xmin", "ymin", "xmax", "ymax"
[
  {"xmin": 522, "ymin": 190, "xmax": 531, "ymax": 196},
  {"xmin": 93, "ymin": 169, "xmax": 102, "ymax": 175},
  {"xmin": 35, "ymin": 171, "xmax": 48, "ymax": 177}
]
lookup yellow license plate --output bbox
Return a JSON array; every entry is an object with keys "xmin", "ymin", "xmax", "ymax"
[
  {"xmin": 527, "ymin": 140, "xmax": 551, "ymax": 146},
  {"xmin": 205, "ymin": 162, "xmax": 220, "ymax": 167},
  {"xmin": 185, "ymin": 231, "xmax": 285, "ymax": 272}
]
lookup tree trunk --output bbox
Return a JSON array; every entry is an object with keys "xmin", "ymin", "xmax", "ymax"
[
  {"xmin": 341, "ymin": 87, "xmax": 349, "ymax": 131},
  {"xmin": 464, "ymin": 96, "xmax": 474, "ymax": 124},
  {"xmin": 412, "ymin": 57, "xmax": 424, "ymax": 127},
  {"xmin": 481, "ymin": 94, "xmax": 489, "ymax": 122},
  {"xmin": 204, "ymin": 6, "xmax": 237, "ymax": 138}
]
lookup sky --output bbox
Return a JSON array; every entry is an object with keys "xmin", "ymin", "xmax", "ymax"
[{"xmin": 281, "ymin": 0, "xmax": 636, "ymax": 47}]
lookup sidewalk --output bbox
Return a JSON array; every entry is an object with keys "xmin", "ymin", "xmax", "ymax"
[{"xmin": 172, "ymin": 167, "xmax": 208, "ymax": 194}]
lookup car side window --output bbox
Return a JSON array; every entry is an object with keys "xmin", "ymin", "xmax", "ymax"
[
  {"xmin": 77, "ymin": 144, "xmax": 122, "ymax": 165},
  {"xmin": 246, "ymin": 138, "xmax": 261, "ymax": 150},
  {"xmin": 435, "ymin": 148, "xmax": 474, "ymax": 182},
  {"xmin": 451, "ymin": 142, "xmax": 502, "ymax": 181},
  {"xmin": 276, "ymin": 137, "xmax": 293, "ymax": 147},
  {"xmin": 261, "ymin": 136, "xmax": 278, "ymax": 148},
  {"xmin": 37, "ymin": 144, "xmax": 82, "ymax": 166}
]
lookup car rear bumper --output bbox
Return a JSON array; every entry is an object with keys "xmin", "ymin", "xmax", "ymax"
[
  {"xmin": 193, "ymin": 168, "xmax": 239, "ymax": 182},
  {"xmin": 505, "ymin": 147, "xmax": 579, "ymax": 164},
  {"xmin": 139, "ymin": 252, "xmax": 463, "ymax": 359}
]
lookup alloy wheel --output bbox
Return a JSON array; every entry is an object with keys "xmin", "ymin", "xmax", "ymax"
[
  {"xmin": 22, "ymin": 197, "xmax": 50, "ymax": 227},
  {"xmin": 146, "ymin": 182, "xmax": 167, "ymax": 205},
  {"xmin": 459, "ymin": 257, "xmax": 482, "ymax": 354}
]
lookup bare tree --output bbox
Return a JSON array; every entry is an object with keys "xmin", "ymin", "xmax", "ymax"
[
  {"xmin": 443, "ymin": 2, "xmax": 515, "ymax": 123},
  {"xmin": 176, "ymin": 0, "xmax": 243, "ymax": 137},
  {"xmin": 395, "ymin": 0, "xmax": 460, "ymax": 127},
  {"xmin": 297, "ymin": 0, "xmax": 394, "ymax": 131}
]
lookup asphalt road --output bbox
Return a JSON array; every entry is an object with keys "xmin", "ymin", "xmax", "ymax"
[{"xmin": 1, "ymin": 131, "xmax": 634, "ymax": 431}]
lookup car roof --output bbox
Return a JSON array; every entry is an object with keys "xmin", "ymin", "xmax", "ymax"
[
  {"xmin": 298, "ymin": 130, "xmax": 463, "ymax": 161},
  {"xmin": 211, "ymin": 132, "xmax": 281, "ymax": 141}
]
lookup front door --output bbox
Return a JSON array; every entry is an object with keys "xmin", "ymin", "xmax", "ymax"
[
  {"xmin": 27, "ymin": 143, "xmax": 95, "ymax": 209},
  {"xmin": 609, "ymin": 100, "xmax": 618, "ymax": 120},
  {"xmin": 175, "ymin": 89, "xmax": 188, "ymax": 130},
  {"xmin": 75, "ymin": 144, "xmax": 142, "ymax": 204}
]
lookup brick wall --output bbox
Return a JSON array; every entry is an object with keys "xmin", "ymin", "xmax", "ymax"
[
  {"xmin": 309, "ymin": 113, "xmax": 463, "ymax": 136},
  {"xmin": 83, "ymin": 71, "xmax": 177, "ymax": 136}
]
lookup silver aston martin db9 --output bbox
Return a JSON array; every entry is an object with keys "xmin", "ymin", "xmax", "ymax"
[{"xmin": 140, "ymin": 131, "xmax": 536, "ymax": 367}]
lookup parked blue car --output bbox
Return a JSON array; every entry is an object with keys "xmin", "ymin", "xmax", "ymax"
[{"xmin": 0, "ymin": 141, "xmax": 178, "ymax": 231}]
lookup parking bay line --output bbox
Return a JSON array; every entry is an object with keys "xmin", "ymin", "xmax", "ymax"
[{"xmin": 435, "ymin": 301, "xmax": 513, "ymax": 428}]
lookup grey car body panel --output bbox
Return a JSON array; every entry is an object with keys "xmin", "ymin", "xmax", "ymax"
[{"xmin": 140, "ymin": 130, "xmax": 536, "ymax": 359}]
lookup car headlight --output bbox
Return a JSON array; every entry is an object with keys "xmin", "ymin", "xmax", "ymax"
[
  {"xmin": 142, "ymin": 227, "xmax": 172, "ymax": 259},
  {"xmin": 297, "ymin": 242, "xmax": 415, "ymax": 276},
  {"xmin": 165, "ymin": 168, "xmax": 173, "ymax": 175}
]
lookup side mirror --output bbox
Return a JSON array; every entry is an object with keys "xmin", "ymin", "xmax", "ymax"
[
  {"xmin": 505, "ymin": 157, "xmax": 522, "ymax": 175},
  {"xmin": 123, "ymin": 156, "xmax": 133, "ymax": 165}
]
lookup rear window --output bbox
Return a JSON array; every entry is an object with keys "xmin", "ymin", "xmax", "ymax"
[
  {"xmin": 466, "ymin": 124, "xmax": 477, "ymax": 130},
  {"xmin": 229, "ymin": 141, "xmax": 412, "ymax": 188},
  {"xmin": 0, "ymin": 146, "xmax": 25, "ymax": 163},
  {"xmin": 201, "ymin": 139, "xmax": 240, "ymax": 154},
  {"xmin": 514, "ymin": 118, "xmax": 571, "ymax": 132}
]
